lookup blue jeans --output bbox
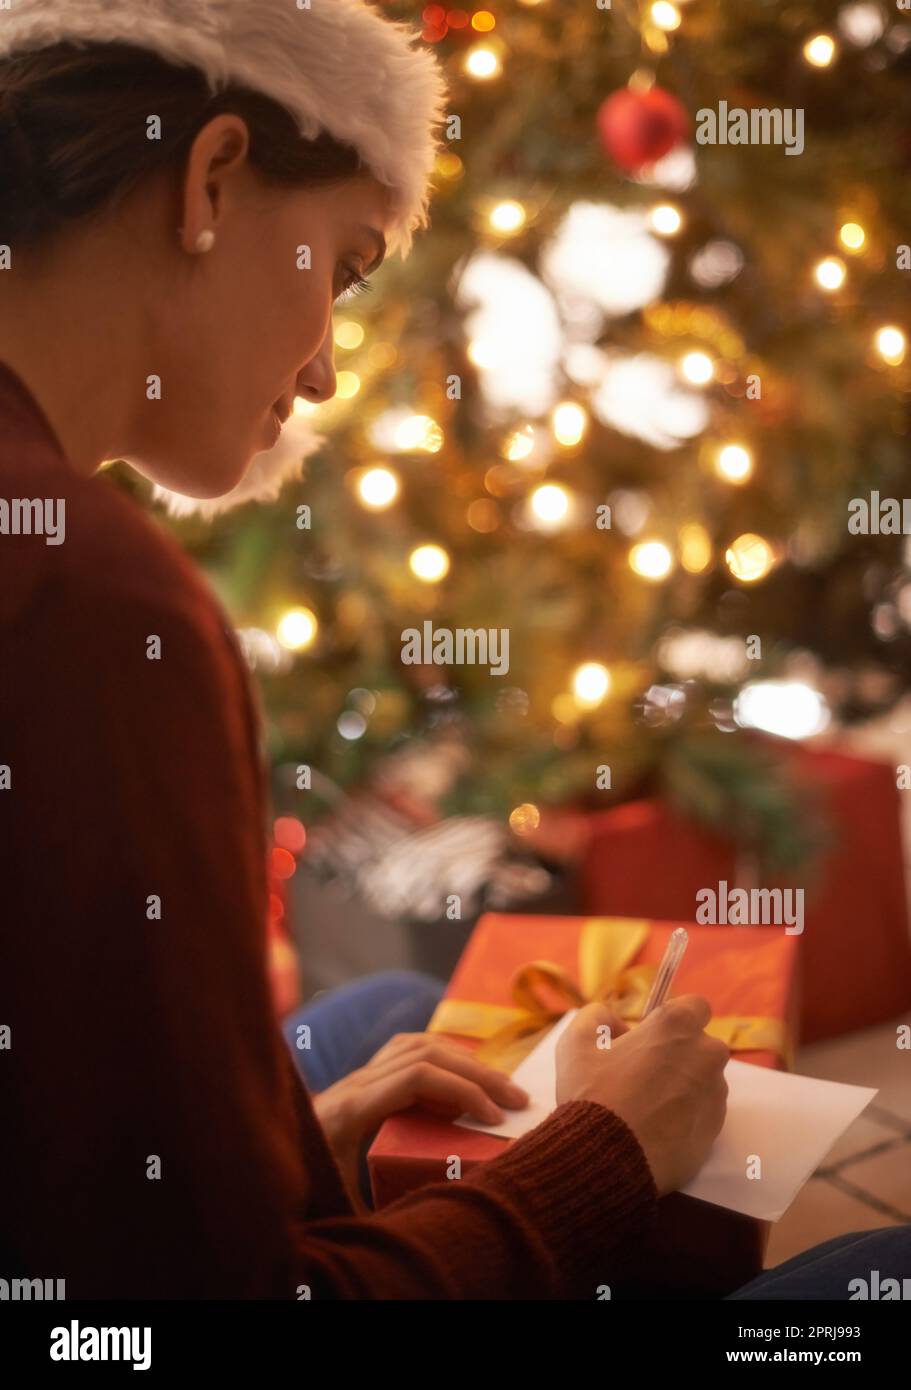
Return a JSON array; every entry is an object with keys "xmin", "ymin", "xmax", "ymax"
[
  {"xmin": 282, "ymin": 971, "xmax": 911, "ymax": 1297},
  {"xmin": 283, "ymin": 970, "xmax": 447, "ymax": 1206}
]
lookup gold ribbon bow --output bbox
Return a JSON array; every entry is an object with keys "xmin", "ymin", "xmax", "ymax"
[{"xmin": 427, "ymin": 917, "xmax": 791, "ymax": 1074}]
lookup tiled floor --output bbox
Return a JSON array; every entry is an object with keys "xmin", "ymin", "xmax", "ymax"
[{"xmin": 765, "ymin": 1011, "xmax": 911, "ymax": 1267}]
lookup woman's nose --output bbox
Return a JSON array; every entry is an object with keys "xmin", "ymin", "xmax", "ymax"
[{"xmin": 296, "ymin": 321, "xmax": 337, "ymax": 405}]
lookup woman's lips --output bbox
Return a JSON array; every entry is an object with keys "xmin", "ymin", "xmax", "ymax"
[
  {"xmin": 266, "ymin": 407, "xmax": 282, "ymax": 443},
  {"xmin": 264, "ymin": 397, "xmax": 291, "ymax": 442}
]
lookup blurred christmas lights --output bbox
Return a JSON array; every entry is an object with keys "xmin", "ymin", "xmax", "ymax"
[
  {"xmin": 630, "ymin": 540, "xmax": 673, "ymax": 580},
  {"xmin": 276, "ymin": 608, "xmax": 318, "ymax": 651},
  {"xmin": 489, "ymin": 200, "xmax": 527, "ymax": 233},
  {"xmin": 551, "ymin": 401, "xmax": 588, "ymax": 446},
  {"xmin": 803, "ymin": 34, "xmax": 837, "ymax": 66},
  {"xmin": 464, "ymin": 45, "xmax": 500, "ymax": 78},
  {"xmin": 394, "ymin": 414, "xmax": 444, "ymax": 452},
  {"xmin": 409, "ymin": 544, "xmax": 450, "ymax": 582},
  {"xmin": 530, "ymin": 483, "xmax": 570, "ymax": 526},
  {"xmin": 725, "ymin": 533, "xmax": 775, "ymax": 583},
  {"xmin": 572, "ymin": 662, "xmax": 611, "ymax": 707},
  {"xmin": 648, "ymin": 203, "xmax": 683, "ymax": 235},
  {"xmin": 716, "ymin": 443, "xmax": 753, "ymax": 483},
  {"xmin": 357, "ymin": 467, "xmax": 399, "ymax": 509},
  {"xmin": 875, "ymin": 325, "xmax": 906, "ymax": 365},
  {"xmin": 678, "ymin": 523, "xmax": 713, "ymax": 573},
  {"xmin": 838, "ymin": 221, "xmax": 865, "ymax": 252},
  {"xmin": 679, "ymin": 351, "xmax": 714, "ymax": 385},
  {"xmin": 814, "ymin": 256, "xmax": 846, "ymax": 290}
]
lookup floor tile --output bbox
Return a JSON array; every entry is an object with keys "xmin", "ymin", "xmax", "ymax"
[
  {"xmin": 796, "ymin": 1011, "xmax": 911, "ymax": 1123},
  {"xmin": 765, "ymin": 1177, "xmax": 901, "ymax": 1268},
  {"xmin": 835, "ymin": 1143, "xmax": 911, "ymax": 1221}
]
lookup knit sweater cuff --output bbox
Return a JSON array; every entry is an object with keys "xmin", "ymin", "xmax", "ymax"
[{"xmin": 469, "ymin": 1100, "xmax": 658, "ymax": 1291}]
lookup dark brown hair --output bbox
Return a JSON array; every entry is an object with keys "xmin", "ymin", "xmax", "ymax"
[{"xmin": 0, "ymin": 41, "xmax": 365, "ymax": 247}]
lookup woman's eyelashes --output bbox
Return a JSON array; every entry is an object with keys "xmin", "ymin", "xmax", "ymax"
[{"xmin": 335, "ymin": 266, "xmax": 374, "ymax": 303}]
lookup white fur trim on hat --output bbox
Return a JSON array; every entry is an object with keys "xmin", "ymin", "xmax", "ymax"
[{"xmin": 0, "ymin": 0, "xmax": 449, "ymax": 259}]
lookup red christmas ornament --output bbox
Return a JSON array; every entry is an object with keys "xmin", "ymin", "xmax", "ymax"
[{"xmin": 597, "ymin": 85, "xmax": 690, "ymax": 173}]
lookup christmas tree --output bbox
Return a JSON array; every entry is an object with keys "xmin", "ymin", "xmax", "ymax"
[{"xmin": 145, "ymin": 0, "xmax": 911, "ymax": 872}]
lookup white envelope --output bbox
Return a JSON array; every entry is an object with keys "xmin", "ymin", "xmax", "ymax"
[{"xmin": 454, "ymin": 1008, "xmax": 878, "ymax": 1221}]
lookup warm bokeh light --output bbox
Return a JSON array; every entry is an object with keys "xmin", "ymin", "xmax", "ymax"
[
  {"xmin": 394, "ymin": 414, "xmax": 444, "ymax": 452},
  {"xmin": 502, "ymin": 425, "xmax": 536, "ymax": 461},
  {"xmin": 803, "ymin": 33, "xmax": 837, "ymax": 66},
  {"xmin": 839, "ymin": 221, "xmax": 865, "ymax": 252},
  {"xmin": 716, "ymin": 443, "xmax": 753, "ymax": 483},
  {"xmin": 276, "ymin": 607, "xmax": 318, "ymax": 651},
  {"xmin": 489, "ymin": 199, "xmax": 526, "ymax": 233},
  {"xmin": 464, "ymin": 45, "xmax": 500, "ymax": 78},
  {"xmin": 334, "ymin": 319, "xmax": 365, "ymax": 350},
  {"xmin": 734, "ymin": 681, "xmax": 830, "ymax": 739},
  {"xmin": 292, "ymin": 396, "xmax": 318, "ymax": 416},
  {"xmin": 875, "ymin": 325, "xmax": 906, "ymax": 365},
  {"xmin": 725, "ymin": 533, "xmax": 775, "ymax": 583},
  {"xmin": 572, "ymin": 662, "xmax": 611, "ymax": 707},
  {"xmin": 435, "ymin": 151, "xmax": 464, "ymax": 180},
  {"xmin": 466, "ymin": 337, "xmax": 501, "ymax": 369},
  {"xmin": 648, "ymin": 203, "xmax": 683, "ymax": 235},
  {"xmin": 457, "ymin": 251, "xmax": 563, "ymax": 414},
  {"xmin": 273, "ymin": 817, "xmax": 307, "ymax": 854},
  {"xmin": 334, "ymin": 370, "xmax": 361, "ymax": 398},
  {"xmin": 409, "ymin": 543, "xmax": 450, "ymax": 582},
  {"xmin": 651, "ymin": 2, "xmax": 681, "ymax": 31},
  {"xmin": 551, "ymin": 401, "xmax": 588, "ymax": 446},
  {"xmin": 466, "ymin": 498, "xmax": 499, "ymax": 532},
  {"xmin": 630, "ymin": 540, "xmax": 673, "ymax": 580},
  {"xmin": 366, "ymin": 341, "xmax": 397, "ymax": 370},
  {"xmin": 814, "ymin": 256, "xmax": 846, "ymax": 291},
  {"xmin": 679, "ymin": 522, "xmax": 712, "ymax": 573},
  {"xmin": 530, "ymin": 483, "xmax": 569, "ymax": 524},
  {"xmin": 471, "ymin": 10, "xmax": 496, "ymax": 33},
  {"xmin": 508, "ymin": 802, "xmax": 541, "ymax": 834},
  {"xmin": 551, "ymin": 692, "xmax": 580, "ymax": 725},
  {"xmin": 270, "ymin": 846, "xmax": 297, "ymax": 881},
  {"xmin": 679, "ymin": 351, "xmax": 714, "ymax": 385},
  {"xmin": 357, "ymin": 467, "xmax": 399, "ymax": 509}
]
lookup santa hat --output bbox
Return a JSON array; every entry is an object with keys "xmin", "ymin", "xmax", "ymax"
[
  {"xmin": 0, "ymin": 0, "xmax": 449, "ymax": 517},
  {"xmin": 0, "ymin": 0, "xmax": 448, "ymax": 261}
]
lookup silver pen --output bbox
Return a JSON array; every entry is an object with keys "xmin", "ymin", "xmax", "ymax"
[{"xmin": 641, "ymin": 927, "xmax": 689, "ymax": 1018}]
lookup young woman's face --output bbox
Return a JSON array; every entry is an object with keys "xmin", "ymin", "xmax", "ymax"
[{"xmin": 127, "ymin": 115, "xmax": 394, "ymax": 499}]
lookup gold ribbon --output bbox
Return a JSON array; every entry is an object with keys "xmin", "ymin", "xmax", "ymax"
[{"xmin": 426, "ymin": 917, "xmax": 792, "ymax": 1074}]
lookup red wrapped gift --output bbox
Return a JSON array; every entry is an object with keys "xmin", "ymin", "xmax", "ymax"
[
  {"xmin": 368, "ymin": 912, "xmax": 800, "ymax": 1296},
  {"xmin": 579, "ymin": 743, "xmax": 911, "ymax": 1043}
]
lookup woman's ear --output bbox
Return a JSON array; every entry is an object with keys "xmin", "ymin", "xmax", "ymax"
[{"xmin": 176, "ymin": 114, "xmax": 252, "ymax": 255}]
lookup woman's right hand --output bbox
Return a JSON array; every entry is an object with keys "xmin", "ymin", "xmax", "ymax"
[{"xmin": 555, "ymin": 995, "xmax": 729, "ymax": 1196}]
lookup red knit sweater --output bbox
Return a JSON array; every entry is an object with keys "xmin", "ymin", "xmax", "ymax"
[{"xmin": 0, "ymin": 359, "xmax": 658, "ymax": 1299}]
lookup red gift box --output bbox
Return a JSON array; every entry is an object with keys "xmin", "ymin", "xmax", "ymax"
[
  {"xmin": 579, "ymin": 743, "xmax": 911, "ymax": 1043},
  {"xmin": 368, "ymin": 912, "xmax": 800, "ymax": 1297}
]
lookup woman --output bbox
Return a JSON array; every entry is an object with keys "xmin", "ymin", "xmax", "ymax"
[{"xmin": 0, "ymin": 0, "xmax": 905, "ymax": 1301}]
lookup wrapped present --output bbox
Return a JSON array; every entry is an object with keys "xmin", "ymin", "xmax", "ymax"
[
  {"xmin": 579, "ymin": 743, "xmax": 911, "ymax": 1043},
  {"xmin": 368, "ymin": 912, "xmax": 800, "ymax": 1297}
]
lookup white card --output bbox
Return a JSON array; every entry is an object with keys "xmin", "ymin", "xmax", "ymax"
[{"xmin": 453, "ymin": 1009, "xmax": 878, "ymax": 1221}]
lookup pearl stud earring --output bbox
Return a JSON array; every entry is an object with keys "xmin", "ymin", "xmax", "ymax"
[{"xmin": 194, "ymin": 230, "xmax": 216, "ymax": 254}]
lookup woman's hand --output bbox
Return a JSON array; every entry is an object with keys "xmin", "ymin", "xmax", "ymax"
[
  {"xmin": 311, "ymin": 1032, "xmax": 530, "ymax": 1212},
  {"xmin": 555, "ymin": 995, "xmax": 729, "ymax": 1197}
]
